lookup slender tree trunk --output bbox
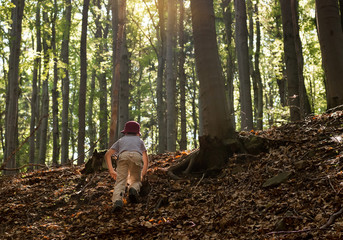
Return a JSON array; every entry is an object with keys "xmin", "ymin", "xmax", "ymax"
[
  {"xmin": 52, "ymin": 0, "xmax": 59, "ymax": 166},
  {"xmin": 4, "ymin": 0, "xmax": 25, "ymax": 175},
  {"xmin": 222, "ymin": 0, "xmax": 236, "ymax": 130},
  {"xmin": 60, "ymin": 0, "xmax": 72, "ymax": 164},
  {"xmin": 254, "ymin": 1, "xmax": 263, "ymax": 130},
  {"xmin": 166, "ymin": 0, "xmax": 177, "ymax": 152},
  {"xmin": 179, "ymin": 0, "xmax": 187, "ymax": 150},
  {"xmin": 316, "ymin": 0, "xmax": 343, "ymax": 109},
  {"xmin": 77, "ymin": 0, "xmax": 90, "ymax": 165},
  {"xmin": 87, "ymin": 70, "xmax": 96, "ymax": 157},
  {"xmin": 235, "ymin": 0, "xmax": 253, "ymax": 131},
  {"xmin": 156, "ymin": 0, "xmax": 167, "ymax": 153},
  {"xmin": 110, "ymin": 0, "xmax": 126, "ymax": 146},
  {"xmin": 38, "ymin": 10, "xmax": 50, "ymax": 165},
  {"xmin": 94, "ymin": 0, "xmax": 108, "ymax": 149},
  {"xmin": 191, "ymin": 65, "xmax": 198, "ymax": 149},
  {"xmin": 118, "ymin": 33, "xmax": 129, "ymax": 138},
  {"xmin": 290, "ymin": 0, "xmax": 312, "ymax": 117},
  {"xmin": 30, "ymin": 1, "xmax": 41, "ymax": 169}
]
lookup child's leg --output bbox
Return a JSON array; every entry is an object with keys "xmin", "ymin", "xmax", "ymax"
[
  {"xmin": 127, "ymin": 152, "xmax": 143, "ymax": 192},
  {"xmin": 112, "ymin": 157, "xmax": 129, "ymax": 203}
]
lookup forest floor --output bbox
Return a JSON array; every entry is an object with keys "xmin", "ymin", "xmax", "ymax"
[{"xmin": 1, "ymin": 111, "xmax": 343, "ymax": 239}]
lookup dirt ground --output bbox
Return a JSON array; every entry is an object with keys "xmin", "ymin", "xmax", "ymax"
[{"xmin": 1, "ymin": 111, "xmax": 343, "ymax": 239}]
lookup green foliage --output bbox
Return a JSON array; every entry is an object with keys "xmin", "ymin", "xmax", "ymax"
[{"xmin": 0, "ymin": 0, "xmax": 328, "ymax": 168}]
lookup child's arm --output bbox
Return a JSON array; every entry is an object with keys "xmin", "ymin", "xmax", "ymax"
[
  {"xmin": 105, "ymin": 148, "xmax": 117, "ymax": 180},
  {"xmin": 141, "ymin": 151, "xmax": 149, "ymax": 180}
]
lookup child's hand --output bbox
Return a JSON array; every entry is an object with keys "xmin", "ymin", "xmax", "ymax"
[{"xmin": 109, "ymin": 169, "xmax": 117, "ymax": 180}]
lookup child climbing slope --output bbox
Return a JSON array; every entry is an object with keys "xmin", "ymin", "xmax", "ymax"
[{"xmin": 105, "ymin": 121, "xmax": 149, "ymax": 211}]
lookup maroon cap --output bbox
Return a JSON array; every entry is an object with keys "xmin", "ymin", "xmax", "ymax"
[{"xmin": 121, "ymin": 121, "xmax": 141, "ymax": 135}]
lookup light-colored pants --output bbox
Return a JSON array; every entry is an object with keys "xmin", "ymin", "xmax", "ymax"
[{"xmin": 112, "ymin": 151, "xmax": 143, "ymax": 202}]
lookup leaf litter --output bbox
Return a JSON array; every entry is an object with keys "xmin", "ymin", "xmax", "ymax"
[{"xmin": 1, "ymin": 111, "xmax": 343, "ymax": 239}]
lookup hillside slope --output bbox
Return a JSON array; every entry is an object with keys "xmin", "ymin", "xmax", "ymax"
[{"xmin": 1, "ymin": 111, "xmax": 343, "ymax": 239}]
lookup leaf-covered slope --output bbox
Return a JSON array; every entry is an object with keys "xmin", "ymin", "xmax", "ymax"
[{"xmin": 1, "ymin": 111, "xmax": 343, "ymax": 239}]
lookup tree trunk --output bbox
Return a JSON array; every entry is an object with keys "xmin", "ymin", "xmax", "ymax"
[
  {"xmin": 4, "ymin": 0, "xmax": 25, "ymax": 175},
  {"xmin": 38, "ymin": 10, "xmax": 50, "ymax": 165},
  {"xmin": 316, "ymin": 0, "xmax": 343, "ymax": 109},
  {"xmin": 156, "ymin": 0, "xmax": 167, "ymax": 153},
  {"xmin": 94, "ymin": 0, "xmax": 108, "ymax": 149},
  {"xmin": 118, "ymin": 34, "xmax": 129, "ymax": 138},
  {"xmin": 170, "ymin": 0, "xmax": 236, "ymax": 176},
  {"xmin": 30, "ymin": 0, "xmax": 41, "ymax": 169},
  {"xmin": 51, "ymin": 0, "xmax": 59, "ymax": 166},
  {"xmin": 191, "ymin": 65, "xmax": 198, "ymax": 149},
  {"xmin": 166, "ymin": 0, "xmax": 177, "ymax": 152},
  {"xmin": 179, "ymin": 0, "xmax": 187, "ymax": 151},
  {"xmin": 110, "ymin": 0, "xmax": 126, "ymax": 147},
  {"xmin": 280, "ymin": 0, "xmax": 301, "ymax": 121},
  {"xmin": 254, "ymin": 1, "xmax": 263, "ymax": 130},
  {"xmin": 222, "ymin": 0, "xmax": 236, "ymax": 130},
  {"xmin": 60, "ymin": 0, "xmax": 72, "ymax": 164},
  {"xmin": 77, "ymin": 0, "xmax": 90, "ymax": 165},
  {"xmin": 87, "ymin": 70, "xmax": 96, "ymax": 157},
  {"xmin": 235, "ymin": 0, "xmax": 253, "ymax": 131}
]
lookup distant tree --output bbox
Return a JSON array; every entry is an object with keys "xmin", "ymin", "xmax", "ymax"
[
  {"xmin": 118, "ymin": 34, "xmax": 129, "ymax": 138},
  {"xmin": 38, "ymin": 10, "xmax": 50, "ymax": 165},
  {"xmin": 51, "ymin": 0, "xmax": 59, "ymax": 166},
  {"xmin": 254, "ymin": 1, "xmax": 263, "ymax": 130},
  {"xmin": 94, "ymin": 0, "xmax": 109, "ymax": 149},
  {"xmin": 166, "ymin": 0, "xmax": 177, "ymax": 152},
  {"xmin": 156, "ymin": 0, "xmax": 167, "ymax": 153},
  {"xmin": 280, "ymin": 0, "xmax": 311, "ymax": 121},
  {"xmin": 110, "ymin": 0, "xmax": 126, "ymax": 146},
  {"xmin": 60, "ymin": 0, "xmax": 72, "ymax": 164},
  {"xmin": 179, "ymin": 0, "xmax": 187, "ymax": 150},
  {"xmin": 4, "ymin": 0, "xmax": 25, "ymax": 175},
  {"xmin": 316, "ymin": 0, "xmax": 343, "ymax": 109},
  {"xmin": 235, "ymin": 0, "xmax": 253, "ymax": 131},
  {"xmin": 222, "ymin": 0, "xmax": 236, "ymax": 130},
  {"xmin": 77, "ymin": 0, "xmax": 90, "ymax": 165},
  {"xmin": 29, "ymin": 0, "xmax": 41, "ymax": 169}
]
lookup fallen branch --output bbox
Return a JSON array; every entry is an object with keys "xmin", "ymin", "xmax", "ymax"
[
  {"xmin": 194, "ymin": 173, "xmax": 205, "ymax": 188},
  {"xmin": 266, "ymin": 207, "xmax": 343, "ymax": 235},
  {"xmin": 266, "ymin": 228, "xmax": 313, "ymax": 235},
  {"xmin": 320, "ymin": 207, "xmax": 343, "ymax": 229}
]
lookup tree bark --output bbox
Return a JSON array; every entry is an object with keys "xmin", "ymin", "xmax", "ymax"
[
  {"xmin": 254, "ymin": 1, "xmax": 263, "ymax": 130},
  {"xmin": 118, "ymin": 34, "xmax": 129, "ymax": 138},
  {"xmin": 38, "ymin": 10, "xmax": 50, "ymax": 165},
  {"xmin": 29, "ymin": 0, "xmax": 41, "ymax": 169},
  {"xmin": 235, "ymin": 0, "xmax": 254, "ymax": 131},
  {"xmin": 156, "ymin": 0, "xmax": 167, "ymax": 153},
  {"xmin": 51, "ymin": 0, "xmax": 59, "ymax": 166},
  {"xmin": 110, "ymin": 0, "xmax": 126, "ymax": 147},
  {"xmin": 170, "ymin": 0, "xmax": 237, "ymax": 175},
  {"xmin": 60, "ymin": 0, "xmax": 72, "ymax": 164},
  {"xmin": 4, "ymin": 0, "xmax": 25, "ymax": 175},
  {"xmin": 166, "ymin": 0, "xmax": 177, "ymax": 152},
  {"xmin": 93, "ymin": 0, "xmax": 108, "ymax": 149},
  {"xmin": 316, "ymin": 0, "xmax": 343, "ymax": 109},
  {"xmin": 222, "ymin": 0, "xmax": 236, "ymax": 130},
  {"xmin": 179, "ymin": 0, "xmax": 187, "ymax": 151},
  {"xmin": 77, "ymin": 0, "xmax": 90, "ymax": 165}
]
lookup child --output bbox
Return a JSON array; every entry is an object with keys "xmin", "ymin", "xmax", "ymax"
[{"xmin": 105, "ymin": 121, "xmax": 149, "ymax": 211}]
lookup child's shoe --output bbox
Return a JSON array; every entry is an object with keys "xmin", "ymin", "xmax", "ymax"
[
  {"xmin": 112, "ymin": 200, "xmax": 123, "ymax": 212},
  {"xmin": 128, "ymin": 188, "xmax": 139, "ymax": 203}
]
